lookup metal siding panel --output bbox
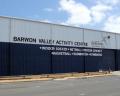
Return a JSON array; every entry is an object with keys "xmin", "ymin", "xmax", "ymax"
[
  {"xmin": 0, "ymin": 17, "xmax": 10, "ymax": 42},
  {"xmin": 70, "ymin": 55, "xmax": 84, "ymax": 72},
  {"xmin": 0, "ymin": 42, "xmax": 9, "ymax": 76},
  {"xmin": 85, "ymin": 56, "xmax": 102, "ymax": 72},
  {"xmin": 10, "ymin": 19, "xmax": 52, "ymax": 75},
  {"xmin": 52, "ymin": 25, "xmax": 84, "ymax": 47},
  {"xmin": 84, "ymin": 29, "xmax": 103, "ymax": 48},
  {"xmin": 1, "ymin": 16, "xmax": 120, "ymax": 76},
  {"xmin": 52, "ymin": 55, "xmax": 71, "ymax": 73},
  {"xmin": 10, "ymin": 19, "xmax": 51, "ymax": 44},
  {"xmin": 85, "ymin": 48, "xmax": 102, "ymax": 72},
  {"xmin": 52, "ymin": 55, "xmax": 84, "ymax": 73},
  {"xmin": 102, "ymin": 49, "xmax": 115, "ymax": 71},
  {"xmin": 102, "ymin": 32, "xmax": 116, "ymax": 49},
  {"xmin": 52, "ymin": 46, "xmax": 84, "ymax": 73},
  {"xmin": 51, "ymin": 25, "xmax": 84, "ymax": 73},
  {"xmin": 85, "ymin": 49, "xmax": 116, "ymax": 72},
  {"xmin": 116, "ymin": 50, "xmax": 120, "ymax": 70},
  {"xmin": 116, "ymin": 34, "xmax": 120, "ymax": 49},
  {"xmin": 10, "ymin": 43, "xmax": 51, "ymax": 75}
]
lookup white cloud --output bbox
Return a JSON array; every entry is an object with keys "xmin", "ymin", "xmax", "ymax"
[
  {"xmin": 59, "ymin": 0, "xmax": 113, "ymax": 26},
  {"xmin": 44, "ymin": 8, "xmax": 53, "ymax": 12},
  {"xmin": 104, "ymin": 16, "xmax": 120, "ymax": 33},
  {"xmin": 59, "ymin": 0, "xmax": 92, "ymax": 26},
  {"xmin": 58, "ymin": 0, "xmax": 120, "ymax": 33},
  {"xmin": 97, "ymin": 0, "xmax": 120, "ymax": 6},
  {"xmin": 91, "ymin": 3, "xmax": 112, "ymax": 23},
  {"xmin": 41, "ymin": 19, "xmax": 52, "ymax": 23}
]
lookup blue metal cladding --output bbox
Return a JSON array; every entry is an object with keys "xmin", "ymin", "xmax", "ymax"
[
  {"xmin": 84, "ymin": 48, "xmax": 102, "ymax": 72},
  {"xmin": 0, "ymin": 42, "xmax": 9, "ymax": 76},
  {"xmin": 116, "ymin": 50, "xmax": 120, "ymax": 70},
  {"xmin": 0, "ymin": 16, "xmax": 120, "ymax": 76},
  {"xmin": 52, "ymin": 46, "xmax": 84, "ymax": 73},
  {"xmin": 0, "ymin": 42, "xmax": 118, "ymax": 76},
  {"xmin": 10, "ymin": 43, "xmax": 51, "ymax": 75},
  {"xmin": 85, "ymin": 56, "xmax": 102, "ymax": 72},
  {"xmin": 102, "ymin": 49, "xmax": 115, "ymax": 71},
  {"xmin": 52, "ymin": 55, "xmax": 84, "ymax": 73},
  {"xmin": 70, "ymin": 56, "xmax": 84, "ymax": 73},
  {"xmin": 84, "ymin": 49, "xmax": 116, "ymax": 72}
]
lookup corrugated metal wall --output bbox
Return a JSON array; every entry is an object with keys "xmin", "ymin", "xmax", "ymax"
[
  {"xmin": 116, "ymin": 50, "xmax": 120, "ymax": 70},
  {"xmin": 0, "ymin": 17, "xmax": 10, "ymax": 76},
  {"xmin": 0, "ymin": 42, "xmax": 9, "ymax": 76},
  {"xmin": 84, "ymin": 48, "xmax": 102, "ymax": 72},
  {"xmin": 102, "ymin": 49, "xmax": 116, "ymax": 71},
  {"xmin": 0, "ymin": 16, "xmax": 120, "ymax": 75},
  {"xmin": 52, "ymin": 46, "xmax": 84, "ymax": 73},
  {"xmin": 10, "ymin": 44, "xmax": 51, "ymax": 75}
]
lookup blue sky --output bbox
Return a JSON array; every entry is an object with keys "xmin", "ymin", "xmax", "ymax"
[{"xmin": 0, "ymin": 0, "xmax": 120, "ymax": 33}]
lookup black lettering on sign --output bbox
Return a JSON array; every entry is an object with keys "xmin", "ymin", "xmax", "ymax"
[
  {"xmin": 13, "ymin": 36, "xmax": 36, "ymax": 43},
  {"xmin": 56, "ymin": 40, "xmax": 73, "ymax": 46},
  {"xmin": 13, "ymin": 36, "xmax": 88, "ymax": 47},
  {"xmin": 39, "ymin": 39, "xmax": 54, "ymax": 44},
  {"xmin": 74, "ymin": 42, "xmax": 88, "ymax": 47}
]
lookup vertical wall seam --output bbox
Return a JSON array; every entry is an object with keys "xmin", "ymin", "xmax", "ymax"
[
  {"xmin": 115, "ymin": 33, "xmax": 118, "ymax": 71},
  {"xmin": 8, "ymin": 18, "xmax": 12, "ymax": 75},
  {"xmin": 83, "ymin": 28, "xmax": 85, "ymax": 73},
  {"xmin": 115, "ymin": 33, "xmax": 117, "ymax": 50},
  {"xmin": 50, "ymin": 24, "xmax": 53, "ymax": 73}
]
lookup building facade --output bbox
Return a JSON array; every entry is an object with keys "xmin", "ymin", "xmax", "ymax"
[{"xmin": 0, "ymin": 16, "xmax": 120, "ymax": 76}]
